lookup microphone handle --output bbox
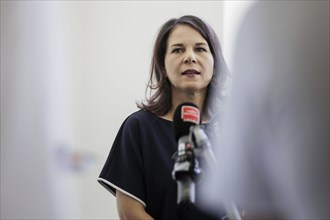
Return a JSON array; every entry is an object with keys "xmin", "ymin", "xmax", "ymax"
[
  {"xmin": 191, "ymin": 125, "xmax": 242, "ymax": 220},
  {"xmin": 172, "ymin": 135, "xmax": 197, "ymax": 205}
]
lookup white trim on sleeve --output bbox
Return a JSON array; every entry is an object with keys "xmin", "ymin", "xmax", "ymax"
[{"xmin": 97, "ymin": 177, "xmax": 146, "ymax": 207}]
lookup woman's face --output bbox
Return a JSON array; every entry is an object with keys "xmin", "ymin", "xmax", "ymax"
[{"xmin": 164, "ymin": 24, "xmax": 214, "ymax": 95}]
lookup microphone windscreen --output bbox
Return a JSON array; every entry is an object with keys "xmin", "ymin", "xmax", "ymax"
[{"xmin": 173, "ymin": 102, "xmax": 201, "ymax": 141}]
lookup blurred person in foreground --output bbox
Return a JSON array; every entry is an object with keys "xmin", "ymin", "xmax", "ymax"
[{"xmin": 201, "ymin": 1, "xmax": 329, "ymax": 220}]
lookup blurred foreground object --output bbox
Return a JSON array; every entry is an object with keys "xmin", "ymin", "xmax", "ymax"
[{"xmin": 202, "ymin": 1, "xmax": 329, "ymax": 219}]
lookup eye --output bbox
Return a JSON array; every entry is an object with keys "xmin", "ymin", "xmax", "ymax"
[
  {"xmin": 196, "ymin": 47, "xmax": 207, "ymax": 52},
  {"xmin": 171, "ymin": 48, "xmax": 184, "ymax": 53}
]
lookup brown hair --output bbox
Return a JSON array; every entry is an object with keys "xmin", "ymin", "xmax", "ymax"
[{"xmin": 137, "ymin": 15, "xmax": 229, "ymax": 118}]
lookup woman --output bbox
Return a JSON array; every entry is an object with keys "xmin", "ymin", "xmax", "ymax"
[{"xmin": 98, "ymin": 15, "xmax": 228, "ymax": 220}]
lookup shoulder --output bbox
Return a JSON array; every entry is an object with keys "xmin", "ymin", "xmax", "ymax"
[
  {"xmin": 122, "ymin": 109, "xmax": 172, "ymax": 134},
  {"xmin": 124, "ymin": 109, "xmax": 157, "ymax": 126},
  {"xmin": 121, "ymin": 109, "xmax": 161, "ymax": 131},
  {"xmin": 128, "ymin": 109, "xmax": 156, "ymax": 121}
]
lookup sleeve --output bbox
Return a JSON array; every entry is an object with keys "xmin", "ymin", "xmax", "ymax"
[{"xmin": 97, "ymin": 115, "xmax": 146, "ymax": 207}]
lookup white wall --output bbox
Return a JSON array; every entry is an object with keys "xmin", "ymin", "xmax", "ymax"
[
  {"xmin": 222, "ymin": 1, "xmax": 256, "ymax": 70},
  {"xmin": 1, "ymin": 1, "xmax": 229, "ymax": 219}
]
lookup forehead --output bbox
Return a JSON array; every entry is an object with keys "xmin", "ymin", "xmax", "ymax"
[{"xmin": 167, "ymin": 24, "xmax": 207, "ymax": 44}]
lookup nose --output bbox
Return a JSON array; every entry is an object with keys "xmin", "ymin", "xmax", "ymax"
[{"xmin": 183, "ymin": 50, "xmax": 197, "ymax": 64}]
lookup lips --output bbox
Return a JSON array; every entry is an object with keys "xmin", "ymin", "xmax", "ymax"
[{"xmin": 182, "ymin": 69, "xmax": 200, "ymax": 75}]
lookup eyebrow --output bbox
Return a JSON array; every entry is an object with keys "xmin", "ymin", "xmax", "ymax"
[{"xmin": 169, "ymin": 42, "xmax": 208, "ymax": 47}]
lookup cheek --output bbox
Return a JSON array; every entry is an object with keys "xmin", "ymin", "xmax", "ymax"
[
  {"xmin": 164, "ymin": 57, "xmax": 177, "ymax": 76},
  {"xmin": 207, "ymin": 73, "xmax": 214, "ymax": 84},
  {"xmin": 205, "ymin": 65, "xmax": 215, "ymax": 84},
  {"xmin": 164, "ymin": 56, "xmax": 171, "ymax": 74},
  {"xmin": 206, "ymin": 58, "xmax": 215, "ymax": 78}
]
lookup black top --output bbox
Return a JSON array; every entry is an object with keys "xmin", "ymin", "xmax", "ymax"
[{"xmin": 98, "ymin": 110, "xmax": 222, "ymax": 220}]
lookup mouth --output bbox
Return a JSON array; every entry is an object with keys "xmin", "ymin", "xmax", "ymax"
[{"xmin": 182, "ymin": 69, "xmax": 201, "ymax": 75}]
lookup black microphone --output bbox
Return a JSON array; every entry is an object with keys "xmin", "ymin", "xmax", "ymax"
[
  {"xmin": 172, "ymin": 103, "xmax": 243, "ymax": 220},
  {"xmin": 172, "ymin": 102, "xmax": 201, "ymax": 206}
]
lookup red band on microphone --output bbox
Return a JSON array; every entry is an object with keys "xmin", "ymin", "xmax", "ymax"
[{"xmin": 181, "ymin": 106, "xmax": 200, "ymax": 124}]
